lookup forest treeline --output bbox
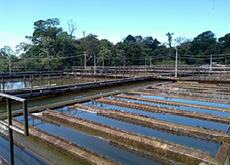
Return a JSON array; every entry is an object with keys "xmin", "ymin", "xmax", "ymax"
[{"xmin": 0, "ymin": 18, "xmax": 230, "ymax": 72}]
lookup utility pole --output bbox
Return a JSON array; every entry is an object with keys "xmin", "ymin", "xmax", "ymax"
[
  {"xmin": 84, "ymin": 52, "xmax": 87, "ymax": 69},
  {"xmin": 175, "ymin": 47, "xmax": 178, "ymax": 77}
]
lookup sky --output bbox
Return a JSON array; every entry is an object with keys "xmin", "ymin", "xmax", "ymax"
[{"xmin": 0, "ymin": 0, "xmax": 230, "ymax": 50}]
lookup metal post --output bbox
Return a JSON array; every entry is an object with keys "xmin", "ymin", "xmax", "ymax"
[
  {"xmin": 123, "ymin": 57, "xmax": 125, "ymax": 68},
  {"xmin": 94, "ymin": 54, "xmax": 96, "ymax": 74},
  {"xmin": 60, "ymin": 73, "xmax": 63, "ymax": 85},
  {"xmin": 68, "ymin": 72, "xmax": 70, "ymax": 89},
  {"xmin": 30, "ymin": 75, "xmax": 33, "ymax": 94},
  {"xmin": 175, "ymin": 47, "xmax": 178, "ymax": 77},
  {"xmin": 0, "ymin": 93, "xmax": 29, "ymax": 165},
  {"xmin": 9, "ymin": 127, "xmax": 14, "ymax": 165},
  {"xmin": 23, "ymin": 100, "xmax": 29, "ymax": 136},
  {"xmin": 115, "ymin": 68, "xmax": 117, "ymax": 80},
  {"xmin": 102, "ymin": 56, "xmax": 105, "ymax": 69},
  {"xmin": 84, "ymin": 52, "xmax": 87, "ymax": 70},
  {"xmin": 225, "ymin": 58, "xmax": 227, "ymax": 76},
  {"xmin": 39, "ymin": 73, "xmax": 43, "ymax": 86},
  {"xmin": 9, "ymin": 58, "xmax": 12, "ymax": 75},
  {"xmin": 210, "ymin": 55, "xmax": 212, "ymax": 71},
  {"xmin": 209, "ymin": 54, "xmax": 212, "ymax": 77},
  {"xmin": 23, "ymin": 74, "xmax": 26, "ymax": 88},
  {"xmin": 150, "ymin": 56, "xmax": 152, "ymax": 68},
  {"xmin": 7, "ymin": 98, "xmax": 12, "ymax": 125},
  {"xmin": 48, "ymin": 74, "xmax": 51, "ymax": 92},
  {"xmin": 74, "ymin": 72, "xmax": 76, "ymax": 84},
  {"xmin": 24, "ymin": 59, "xmax": 27, "ymax": 72},
  {"xmin": 1, "ymin": 76, "xmax": 4, "ymax": 93},
  {"xmin": 7, "ymin": 98, "xmax": 14, "ymax": 165}
]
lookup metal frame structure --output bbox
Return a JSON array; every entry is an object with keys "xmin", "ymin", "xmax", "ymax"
[{"xmin": 0, "ymin": 93, "xmax": 29, "ymax": 165}]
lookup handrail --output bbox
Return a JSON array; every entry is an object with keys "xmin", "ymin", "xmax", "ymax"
[
  {"xmin": 0, "ymin": 93, "xmax": 29, "ymax": 136},
  {"xmin": 0, "ymin": 93, "xmax": 25, "ymax": 102},
  {"xmin": 0, "ymin": 93, "xmax": 29, "ymax": 165}
]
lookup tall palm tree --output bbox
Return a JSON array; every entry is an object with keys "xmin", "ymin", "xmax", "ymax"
[{"xmin": 166, "ymin": 32, "xmax": 174, "ymax": 62}]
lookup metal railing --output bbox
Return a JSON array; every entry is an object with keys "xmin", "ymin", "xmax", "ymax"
[{"xmin": 0, "ymin": 93, "xmax": 29, "ymax": 165}]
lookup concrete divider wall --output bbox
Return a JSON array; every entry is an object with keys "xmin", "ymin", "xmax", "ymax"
[{"xmin": 42, "ymin": 109, "xmax": 218, "ymax": 165}]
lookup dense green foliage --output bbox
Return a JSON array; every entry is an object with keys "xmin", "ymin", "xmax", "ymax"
[{"xmin": 1, "ymin": 18, "xmax": 230, "ymax": 72}]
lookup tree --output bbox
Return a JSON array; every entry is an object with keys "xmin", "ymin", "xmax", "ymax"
[
  {"xmin": 124, "ymin": 34, "xmax": 136, "ymax": 43},
  {"xmin": 166, "ymin": 32, "xmax": 174, "ymax": 61},
  {"xmin": 174, "ymin": 37, "xmax": 192, "ymax": 64},
  {"xmin": 135, "ymin": 36, "xmax": 143, "ymax": 43},
  {"xmin": 0, "ymin": 46, "xmax": 16, "ymax": 72},
  {"xmin": 22, "ymin": 18, "xmax": 81, "ymax": 70},
  {"xmin": 187, "ymin": 31, "xmax": 218, "ymax": 65},
  {"xmin": 5, "ymin": 16, "xmax": 230, "ymax": 71},
  {"xmin": 190, "ymin": 31, "xmax": 217, "ymax": 55},
  {"xmin": 113, "ymin": 43, "xmax": 125, "ymax": 66},
  {"xmin": 16, "ymin": 42, "xmax": 32, "ymax": 56},
  {"xmin": 166, "ymin": 32, "xmax": 174, "ymax": 48},
  {"xmin": 98, "ymin": 47, "xmax": 112, "ymax": 67},
  {"xmin": 143, "ymin": 37, "xmax": 161, "ymax": 50},
  {"xmin": 174, "ymin": 37, "xmax": 191, "ymax": 46},
  {"xmin": 67, "ymin": 20, "xmax": 77, "ymax": 38},
  {"xmin": 219, "ymin": 33, "xmax": 230, "ymax": 53},
  {"xmin": 39, "ymin": 37, "xmax": 56, "ymax": 56},
  {"xmin": 0, "ymin": 46, "xmax": 14, "ymax": 57},
  {"xmin": 56, "ymin": 31, "xmax": 77, "ymax": 55},
  {"xmin": 77, "ymin": 34, "xmax": 100, "ymax": 67},
  {"xmin": 178, "ymin": 41, "xmax": 192, "ymax": 56},
  {"xmin": 32, "ymin": 18, "xmax": 62, "ymax": 44}
]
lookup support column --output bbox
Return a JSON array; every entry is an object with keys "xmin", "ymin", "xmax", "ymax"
[
  {"xmin": 2, "ymin": 76, "xmax": 5, "ymax": 93},
  {"xmin": 209, "ymin": 54, "xmax": 212, "ymax": 77},
  {"xmin": 40, "ymin": 73, "xmax": 43, "ymax": 86},
  {"xmin": 30, "ymin": 75, "xmax": 33, "ymax": 94},
  {"xmin": 175, "ymin": 47, "xmax": 178, "ymax": 78},
  {"xmin": 7, "ymin": 98, "xmax": 14, "ymax": 165},
  {"xmin": 68, "ymin": 72, "xmax": 70, "ymax": 89},
  {"xmin": 48, "ymin": 74, "xmax": 51, "ymax": 92},
  {"xmin": 23, "ymin": 100, "xmax": 29, "ymax": 136},
  {"xmin": 23, "ymin": 74, "xmax": 26, "ymax": 88},
  {"xmin": 84, "ymin": 52, "xmax": 87, "ymax": 70}
]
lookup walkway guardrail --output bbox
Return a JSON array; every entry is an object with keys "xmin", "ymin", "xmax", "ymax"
[{"xmin": 0, "ymin": 93, "xmax": 29, "ymax": 165}]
